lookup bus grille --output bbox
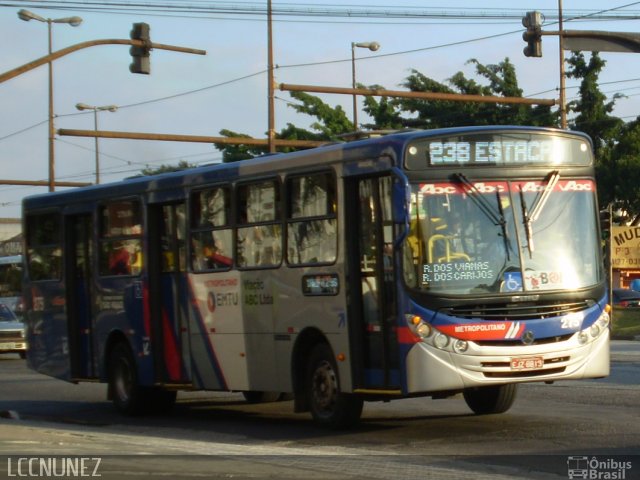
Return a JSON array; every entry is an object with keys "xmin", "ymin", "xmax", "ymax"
[
  {"xmin": 442, "ymin": 300, "xmax": 590, "ymax": 321},
  {"xmin": 475, "ymin": 334, "xmax": 573, "ymax": 347},
  {"xmin": 483, "ymin": 367, "xmax": 566, "ymax": 378}
]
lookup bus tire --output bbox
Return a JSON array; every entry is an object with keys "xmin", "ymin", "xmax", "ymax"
[
  {"xmin": 306, "ymin": 343, "xmax": 363, "ymax": 429},
  {"xmin": 463, "ymin": 383, "xmax": 518, "ymax": 415},
  {"xmin": 108, "ymin": 342, "xmax": 146, "ymax": 416}
]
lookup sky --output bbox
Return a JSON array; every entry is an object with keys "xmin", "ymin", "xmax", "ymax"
[{"xmin": 1, "ymin": 1, "xmax": 640, "ymax": 218}]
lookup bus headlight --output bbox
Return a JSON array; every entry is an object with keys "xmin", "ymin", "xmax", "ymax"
[
  {"xmin": 577, "ymin": 307, "xmax": 610, "ymax": 345},
  {"xmin": 434, "ymin": 333, "xmax": 449, "ymax": 349},
  {"xmin": 453, "ymin": 339, "xmax": 469, "ymax": 353},
  {"xmin": 578, "ymin": 331, "xmax": 589, "ymax": 345},
  {"xmin": 406, "ymin": 314, "xmax": 432, "ymax": 340},
  {"xmin": 405, "ymin": 314, "xmax": 469, "ymax": 354},
  {"xmin": 416, "ymin": 323, "xmax": 432, "ymax": 339}
]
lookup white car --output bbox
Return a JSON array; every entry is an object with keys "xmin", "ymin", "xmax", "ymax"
[{"xmin": 0, "ymin": 302, "xmax": 27, "ymax": 359}]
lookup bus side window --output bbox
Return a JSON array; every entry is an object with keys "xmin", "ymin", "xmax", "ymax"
[
  {"xmin": 236, "ymin": 180, "xmax": 282, "ymax": 268},
  {"xmin": 190, "ymin": 186, "xmax": 233, "ymax": 272},
  {"xmin": 98, "ymin": 201, "xmax": 142, "ymax": 277},
  {"xmin": 286, "ymin": 172, "xmax": 337, "ymax": 266},
  {"xmin": 26, "ymin": 213, "xmax": 62, "ymax": 281}
]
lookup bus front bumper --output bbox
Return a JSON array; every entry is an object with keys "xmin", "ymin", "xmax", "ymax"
[{"xmin": 405, "ymin": 328, "xmax": 610, "ymax": 394}]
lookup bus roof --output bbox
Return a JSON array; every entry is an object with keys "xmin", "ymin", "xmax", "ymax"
[{"xmin": 22, "ymin": 126, "xmax": 591, "ymax": 211}]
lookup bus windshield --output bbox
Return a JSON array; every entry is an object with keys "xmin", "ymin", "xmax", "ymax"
[{"xmin": 403, "ymin": 175, "xmax": 601, "ymax": 294}]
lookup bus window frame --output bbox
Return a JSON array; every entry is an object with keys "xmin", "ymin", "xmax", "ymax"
[
  {"xmin": 97, "ymin": 197, "xmax": 143, "ymax": 278},
  {"xmin": 25, "ymin": 210, "xmax": 62, "ymax": 283},
  {"xmin": 284, "ymin": 169, "xmax": 338, "ymax": 268},
  {"xmin": 189, "ymin": 183, "xmax": 234, "ymax": 273},
  {"xmin": 235, "ymin": 176, "xmax": 284, "ymax": 271}
]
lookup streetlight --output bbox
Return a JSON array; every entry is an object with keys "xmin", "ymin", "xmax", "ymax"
[
  {"xmin": 75, "ymin": 103, "xmax": 118, "ymax": 184},
  {"xmin": 18, "ymin": 9, "xmax": 83, "ymax": 192},
  {"xmin": 351, "ymin": 41, "xmax": 380, "ymax": 131}
]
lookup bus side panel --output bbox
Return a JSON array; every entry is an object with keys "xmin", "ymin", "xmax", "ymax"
[
  {"xmin": 94, "ymin": 278, "xmax": 154, "ymax": 386},
  {"xmin": 187, "ymin": 272, "xmax": 245, "ymax": 391},
  {"xmin": 74, "ymin": 276, "xmax": 94, "ymax": 378},
  {"xmin": 273, "ymin": 267, "xmax": 352, "ymax": 394},
  {"xmin": 158, "ymin": 274, "xmax": 187, "ymax": 382},
  {"xmin": 241, "ymin": 272, "xmax": 278, "ymax": 392},
  {"xmin": 26, "ymin": 282, "xmax": 70, "ymax": 380}
]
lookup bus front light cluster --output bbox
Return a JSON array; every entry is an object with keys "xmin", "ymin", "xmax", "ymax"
[
  {"xmin": 405, "ymin": 315, "xmax": 469, "ymax": 354},
  {"xmin": 577, "ymin": 307, "xmax": 610, "ymax": 345}
]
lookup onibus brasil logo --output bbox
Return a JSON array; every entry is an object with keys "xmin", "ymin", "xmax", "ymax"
[{"xmin": 567, "ymin": 456, "xmax": 633, "ymax": 479}]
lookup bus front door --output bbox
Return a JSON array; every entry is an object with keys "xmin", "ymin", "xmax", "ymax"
[
  {"xmin": 346, "ymin": 175, "xmax": 400, "ymax": 390},
  {"xmin": 148, "ymin": 202, "xmax": 192, "ymax": 386},
  {"xmin": 65, "ymin": 213, "xmax": 97, "ymax": 379}
]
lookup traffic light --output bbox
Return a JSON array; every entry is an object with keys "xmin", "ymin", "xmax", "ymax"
[
  {"xmin": 522, "ymin": 11, "xmax": 543, "ymax": 58},
  {"xmin": 130, "ymin": 22, "xmax": 151, "ymax": 74}
]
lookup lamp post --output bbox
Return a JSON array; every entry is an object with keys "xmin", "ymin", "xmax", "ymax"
[
  {"xmin": 75, "ymin": 103, "xmax": 118, "ymax": 184},
  {"xmin": 351, "ymin": 41, "xmax": 380, "ymax": 131},
  {"xmin": 18, "ymin": 9, "xmax": 82, "ymax": 192}
]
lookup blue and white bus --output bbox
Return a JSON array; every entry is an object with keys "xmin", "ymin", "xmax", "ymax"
[{"xmin": 22, "ymin": 126, "xmax": 609, "ymax": 427}]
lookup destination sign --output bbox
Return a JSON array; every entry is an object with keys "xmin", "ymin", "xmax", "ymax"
[{"xmin": 405, "ymin": 133, "xmax": 592, "ymax": 169}]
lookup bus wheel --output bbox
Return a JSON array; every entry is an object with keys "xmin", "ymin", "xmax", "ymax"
[
  {"xmin": 306, "ymin": 343, "xmax": 363, "ymax": 429},
  {"xmin": 463, "ymin": 384, "xmax": 518, "ymax": 415},
  {"xmin": 109, "ymin": 342, "xmax": 146, "ymax": 415}
]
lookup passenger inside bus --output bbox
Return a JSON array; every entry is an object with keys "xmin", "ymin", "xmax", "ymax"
[
  {"xmin": 192, "ymin": 233, "xmax": 232, "ymax": 270},
  {"xmin": 109, "ymin": 242, "xmax": 131, "ymax": 275}
]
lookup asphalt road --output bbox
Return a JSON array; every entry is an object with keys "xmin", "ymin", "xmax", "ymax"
[{"xmin": 0, "ymin": 340, "xmax": 638, "ymax": 479}]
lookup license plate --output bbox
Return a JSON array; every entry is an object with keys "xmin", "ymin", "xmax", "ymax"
[
  {"xmin": 510, "ymin": 356, "xmax": 544, "ymax": 371},
  {"xmin": 0, "ymin": 342, "xmax": 17, "ymax": 350}
]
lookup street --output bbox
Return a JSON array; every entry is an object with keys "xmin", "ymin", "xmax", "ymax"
[{"xmin": 0, "ymin": 341, "xmax": 638, "ymax": 479}]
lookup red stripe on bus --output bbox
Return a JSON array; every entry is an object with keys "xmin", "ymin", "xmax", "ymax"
[
  {"xmin": 162, "ymin": 309, "xmax": 181, "ymax": 381},
  {"xmin": 397, "ymin": 327, "xmax": 421, "ymax": 344}
]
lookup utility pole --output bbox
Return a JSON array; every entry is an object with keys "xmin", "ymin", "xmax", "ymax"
[
  {"xmin": 267, "ymin": 0, "xmax": 276, "ymax": 153},
  {"xmin": 558, "ymin": 0, "xmax": 567, "ymax": 129},
  {"xmin": 0, "ymin": 30, "xmax": 205, "ymax": 189}
]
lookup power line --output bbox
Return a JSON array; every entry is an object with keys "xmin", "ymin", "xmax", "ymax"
[{"xmin": 3, "ymin": 1, "xmax": 640, "ymax": 24}]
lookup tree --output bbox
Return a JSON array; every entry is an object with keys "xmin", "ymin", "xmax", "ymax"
[
  {"xmin": 363, "ymin": 58, "xmax": 557, "ymax": 130},
  {"xmin": 213, "ymin": 91, "xmax": 352, "ymax": 162},
  {"xmin": 214, "ymin": 58, "xmax": 563, "ymax": 162},
  {"xmin": 565, "ymin": 52, "xmax": 626, "ymax": 212},
  {"xmin": 139, "ymin": 160, "xmax": 196, "ymax": 176},
  {"xmin": 566, "ymin": 52, "xmax": 623, "ymax": 159},
  {"xmin": 604, "ymin": 119, "xmax": 640, "ymax": 216}
]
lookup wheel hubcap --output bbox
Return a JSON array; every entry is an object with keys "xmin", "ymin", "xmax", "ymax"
[{"xmin": 312, "ymin": 360, "xmax": 337, "ymax": 415}]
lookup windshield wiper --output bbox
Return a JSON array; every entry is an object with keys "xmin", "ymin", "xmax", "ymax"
[
  {"xmin": 453, "ymin": 173, "xmax": 511, "ymax": 261},
  {"xmin": 519, "ymin": 170, "xmax": 560, "ymax": 257}
]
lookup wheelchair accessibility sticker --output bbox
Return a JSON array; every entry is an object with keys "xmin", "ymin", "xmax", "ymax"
[{"xmin": 503, "ymin": 272, "xmax": 523, "ymax": 292}]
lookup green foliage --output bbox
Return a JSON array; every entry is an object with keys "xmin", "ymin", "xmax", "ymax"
[
  {"xmin": 604, "ymin": 119, "xmax": 640, "ymax": 213},
  {"xmin": 611, "ymin": 307, "xmax": 640, "ymax": 339},
  {"xmin": 214, "ymin": 129, "xmax": 264, "ymax": 163},
  {"xmin": 214, "ymin": 57, "xmax": 557, "ymax": 162},
  {"xmin": 566, "ymin": 52, "xmax": 623, "ymax": 158},
  {"xmin": 140, "ymin": 160, "xmax": 196, "ymax": 176},
  {"xmin": 206, "ymin": 53, "xmax": 640, "ymax": 222},
  {"xmin": 287, "ymin": 91, "xmax": 353, "ymax": 138},
  {"xmin": 362, "ymin": 58, "xmax": 557, "ymax": 130}
]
